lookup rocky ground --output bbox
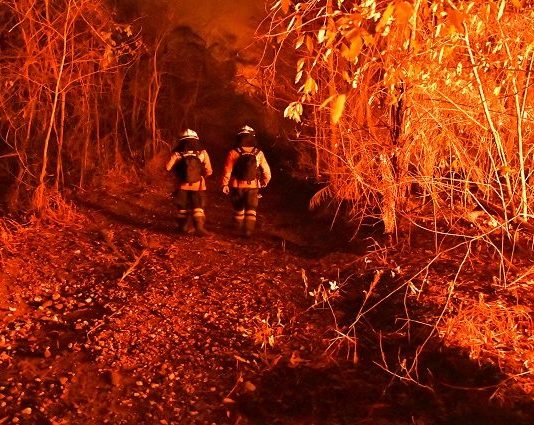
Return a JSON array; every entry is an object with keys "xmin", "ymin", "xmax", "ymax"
[{"xmin": 0, "ymin": 172, "xmax": 533, "ymax": 424}]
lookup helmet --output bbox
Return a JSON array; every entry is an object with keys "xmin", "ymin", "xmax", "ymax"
[
  {"xmin": 235, "ymin": 125, "xmax": 257, "ymax": 148},
  {"xmin": 238, "ymin": 125, "xmax": 255, "ymax": 136},
  {"xmin": 179, "ymin": 129, "xmax": 199, "ymax": 140}
]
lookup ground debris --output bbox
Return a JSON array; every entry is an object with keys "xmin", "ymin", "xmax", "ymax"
[{"xmin": 1, "ymin": 184, "xmax": 532, "ymax": 424}]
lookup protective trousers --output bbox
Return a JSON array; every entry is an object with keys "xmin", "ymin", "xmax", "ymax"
[
  {"xmin": 230, "ymin": 188, "xmax": 259, "ymax": 237},
  {"xmin": 174, "ymin": 189, "xmax": 208, "ymax": 236}
]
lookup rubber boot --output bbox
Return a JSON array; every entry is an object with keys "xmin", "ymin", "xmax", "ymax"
[
  {"xmin": 183, "ymin": 216, "xmax": 195, "ymax": 234},
  {"xmin": 177, "ymin": 217, "xmax": 188, "ymax": 233},
  {"xmin": 177, "ymin": 216, "xmax": 194, "ymax": 234},
  {"xmin": 194, "ymin": 216, "xmax": 209, "ymax": 237},
  {"xmin": 244, "ymin": 218, "xmax": 256, "ymax": 238},
  {"xmin": 234, "ymin": 219, "xmax": 244, "ymax": 233}
]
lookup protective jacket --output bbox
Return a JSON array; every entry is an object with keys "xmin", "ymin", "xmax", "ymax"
[
  {"xmin": 222, "ymin": 147, "xmax": 271, "ymax": 189},
  {"xmin": 166, "ymin": 150, "xmax": 212, "ymax": 191}
]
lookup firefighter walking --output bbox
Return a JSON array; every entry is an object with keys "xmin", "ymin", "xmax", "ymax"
[
  {"xmin": 221, "ymin": 126, "xmax": 271, "ymax": 237},
  {"xmin": 166, "ymin": 129, "xmax": 212, "ymax": 236}
]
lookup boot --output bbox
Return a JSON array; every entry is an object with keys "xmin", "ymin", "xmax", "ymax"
[
  {"xmin": 234, "ymin": 219, "xmax": 244, "ymax": 233},
  {"xmin": 177, "ymin": 217, "xmax": 188, "ymax": 233},
  {"xmin": 177, "ymin": 216, "xmax": 194, "ymax": 234},
  {"xmin": 184, "ymin": 216, "xmax": 195, "ymax": 234},
  {"xmin": 193, "ymin": 216, "xmax": 209, "ymax": 237},
  {"xmin": 244, "ymin": 218, "xmax": 256, "ymax": 238}
]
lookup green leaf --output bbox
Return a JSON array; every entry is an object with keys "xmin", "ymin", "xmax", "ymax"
[
  {"xmin": 341, "ymin": 36, "xmax": 363, "ymax": 62},
  {"xmin": 281, "ymin": 0, "xmax": 290, "ymax": 14},
  {"xmin": 376, "ymin": 3, "xmax": 395, "ymax": 34},
  {"xmin": 331, "ymin": 94, "xmax": 346, "ymax": 124},
  {"xmin": 395, "ymin": 1, "xmax": 414, "ymax": 26}
]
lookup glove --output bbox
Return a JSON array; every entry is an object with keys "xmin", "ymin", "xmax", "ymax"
[{"xmin": 222, "ymin": 185, "xmax": 230, "ymax": 195}]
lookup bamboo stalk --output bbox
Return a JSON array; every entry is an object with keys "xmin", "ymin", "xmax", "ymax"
[{"xmin": 463, "ymin": 22, "xmax": 515, "ymax": 218}]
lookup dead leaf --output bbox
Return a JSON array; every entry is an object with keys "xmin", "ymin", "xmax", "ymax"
[{"xmin": 244, "ymin": 381, "xmax": 256, "ymax": 392}]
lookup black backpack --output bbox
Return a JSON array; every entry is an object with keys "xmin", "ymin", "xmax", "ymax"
[
  {"xmin": 232, "ymin": 147, "xmax": 259, "ymax": 182},
  {"xmin": 174, "ymin": 151, "xmax": 203, "ymax": 183}
]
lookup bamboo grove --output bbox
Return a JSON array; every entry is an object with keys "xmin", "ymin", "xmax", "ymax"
[{"xmin": 266, "ymin": 0, "xmax": 534, "ymax": 243}]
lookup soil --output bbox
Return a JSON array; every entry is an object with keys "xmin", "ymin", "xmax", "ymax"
[{"xmin": 0, "ymin": 170, "xmax": 533, "ymax": 425}]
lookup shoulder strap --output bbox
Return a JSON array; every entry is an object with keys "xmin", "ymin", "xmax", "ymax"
[{"xmin": 236, "ymin": 147, "xmax": 244, "ymax": 155}]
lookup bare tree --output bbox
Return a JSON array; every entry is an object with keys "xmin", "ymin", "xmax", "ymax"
[{"xmin": 0, "ymin": 0, "xmax": 141, "ymax": 211}]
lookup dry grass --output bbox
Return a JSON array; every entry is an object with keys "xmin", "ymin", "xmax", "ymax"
[
  {"xmin": 100, "ymin": 165, "xmax": 143, "ymax": 194},
  {"xmin": 443, "ymin": 296, "xmax": 533, "ymax": 368},
  {"xmin": 31, "ymin": 186, "xmax": 81, "ymax": 225},
  {"xmin": 441, "ymin": 292, "xmax": 533, "ymax": 402},
  {"xmin": 264, "ymin": 3, "xmax": 534, "ymax": 403},
  {"xmin": 265, "ymin": 1, "xmax": 534, "ymax": 242},
  {"xmin": 0, "ymin": 218, "xmax": 18, "ymax": 253}
]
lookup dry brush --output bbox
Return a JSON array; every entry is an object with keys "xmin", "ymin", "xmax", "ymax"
[{"xmin": 0, "ymin": 0, "xmax": 142, "ymax": 212}]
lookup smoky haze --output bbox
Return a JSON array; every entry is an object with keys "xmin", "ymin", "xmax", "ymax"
[
  {"xmin": 112, "ymin": 0, "xmax": 281, "ymax": 160},
  {"xmin": 121, "ymin": 0, "xmax": 266, "ymax": 48}
]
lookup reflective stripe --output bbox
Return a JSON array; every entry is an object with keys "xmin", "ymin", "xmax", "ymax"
[
  {"xmin": 245, "ymin": 209, "xmax": 257, "ymax": 221},
  {"xmin": 177, "ymin": 209, "xmax": 187, "ymax": 218},
  {"xmin": 193, "ymin": 208, "xmax": 205, "ymax": 218}
]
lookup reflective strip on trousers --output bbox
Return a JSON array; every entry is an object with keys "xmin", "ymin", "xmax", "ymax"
[
  {"xmin": 234, "ymin": 210, "xmax": 245, "ymax": 221},
  {"xmin": 177, "ymin": 209, "xmax": 187, "ymax": 218},
  {"xmin": 193, "ymin": 208, "xmax": 205, "ymax": 218},
  {"xmin": 245, "ymin": 210, "xmax": 257, "ymax": 221}
]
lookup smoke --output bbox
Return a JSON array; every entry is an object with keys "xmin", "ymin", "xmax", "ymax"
[
  {"xmin": 125, "ymin": 0, "xmax": 266, "ymax": 50},
  {"xmin": 110, "ymin": 0, "xmax": 282, "ymax": 155}
]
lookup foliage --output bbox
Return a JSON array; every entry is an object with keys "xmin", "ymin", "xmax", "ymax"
[{"xmin": 266, "ymin": 0, "xmax": 534, "ymax": 236}]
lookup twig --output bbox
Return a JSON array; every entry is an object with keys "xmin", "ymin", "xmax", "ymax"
[{"xmin": 118, "ymin": 249, "xmax": 147, "ymax": 286}]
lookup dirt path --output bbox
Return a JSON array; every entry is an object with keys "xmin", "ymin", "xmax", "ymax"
[
  {"xmin": 1, "ymin": 177, "xmax": 533, "ymax": 424},
  {"xmin": 0, "ymin": 179, "xmax": 367, "ymax": 424}
]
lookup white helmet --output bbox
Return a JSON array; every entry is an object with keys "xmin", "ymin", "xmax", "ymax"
[
  {"xmin": 238, "ymin": 125, "xmax": 255, "ymax": 135},
  {"xmin": 179, "ymin": 129, "xmax": 199, "ymax": 140}
]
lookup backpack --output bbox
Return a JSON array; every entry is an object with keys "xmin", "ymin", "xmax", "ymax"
[
  {"xmin": 174, "ymin": 151, "xmax": 203, "ymax": 183},
  {"xmin": 232, "ymin": 147, "xmax": 259, "ymax": 182}
]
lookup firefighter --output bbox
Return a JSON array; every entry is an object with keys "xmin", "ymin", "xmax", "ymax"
[
  {"xmin": 221, "ymin": 125, "xmax": 271, "ymax": 237},
  {"xmin": 166, "ymin": 129, "xmax": 212, "ymax": 236}
]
